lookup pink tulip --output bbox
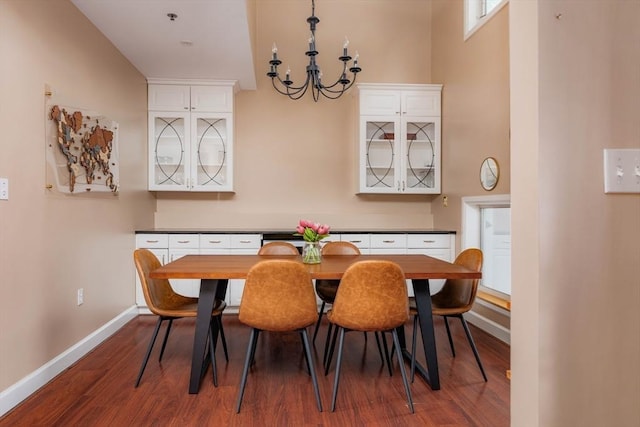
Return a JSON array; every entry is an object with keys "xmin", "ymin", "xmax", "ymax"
[
  {"xmin": 318, "ymin": 225, "xmax": 328, "ymax": 235},
  {"xmin": 311, "ymin": 222, "xmax": 320, "ymax": 232},
  {"xmin": 296, "ymin": 225, "xmax": 305, "ymax": 234},
  {"xmin": 299, "ymin": 219, "xmax": 310, "ymax": 228}
]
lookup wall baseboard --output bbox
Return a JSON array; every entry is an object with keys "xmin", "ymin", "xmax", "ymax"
[
  {"xmin": 0, "ymin": 306, "xmax": 138, "ymax": 417},
  {"xmin": 466, "ymin": 309, "xmax": 511, "ymax": 345}
]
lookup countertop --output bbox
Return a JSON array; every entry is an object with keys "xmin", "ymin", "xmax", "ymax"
[{"xmin": 135, "ymin": 228, "xmax": 456, "ymax": 235}]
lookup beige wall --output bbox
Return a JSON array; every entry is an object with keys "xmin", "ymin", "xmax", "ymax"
[
  {"xmin": 511, "ymin": 1, "xmax": 640, "ymax": 426},
  {"xmin": 430, "ymin": 1, "xmax": 511, "ymax": 240},
  {"xmin": 154, "ymin": 0, "xmax": 437, "ymax": 230},
  {"xmin": 429, "ymin": 1, "xmax": 511, "ymax": 329},
  {"xmin": 0, "ymin": 0, "xmax": 153, "ymax": 390}
]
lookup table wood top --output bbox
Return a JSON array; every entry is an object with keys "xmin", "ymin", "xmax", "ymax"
[{"xmin": 149, "ymin": 254, "xmax": 481, "ymax": 281}]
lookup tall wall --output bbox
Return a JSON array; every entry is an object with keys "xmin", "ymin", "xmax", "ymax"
[
  {"xmin": 153, "ymin": 0, "xmax": 437, "ymax": 230},
  {"xmin": 430, "ymin": 1, "xmax": 511, "ymax": 241},
  {"xmin": 511, "ymin": 1, "xmax": 640, "ymax": 426},
  {"xmin": 0, "ymin": 0, "xmax": 154, "ymax": 391},
  {"xmin": 429, "ymin": 0, "xmax": 511, "ymax": 328}
]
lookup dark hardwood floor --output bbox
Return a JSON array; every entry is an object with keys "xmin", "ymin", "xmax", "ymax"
[{"xmin": 0, "ymin": 314, "xmax": 510, "ymax": 426}]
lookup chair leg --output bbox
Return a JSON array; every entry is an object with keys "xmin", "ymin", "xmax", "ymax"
[
  {"xmin": 330, "ymin": 327, "xmax": 347, "ymax": 412},
  {"xmin": 135, "ymin": 317, "xmax": 164, "ymax": 387},
  {"xmin": 443, "ymin": 316, "xmax": 456, "ymax": 357},
  {"xmin": 236, "ymin": 328, "xmax": 260, "ymax": 413},
  {"xmin": 300, "ymin": 329, "xmax": 323, "ymax": 412},
  {"xmin": 217, "ymin": 315, "xmax": 229, "ymax": 362},
  {"xmin": 249, "ymin": 329, "xmax": 261, "ymax": 366},
  {"xmin": 380, "ymin": 332, "xmax": 393, "ymax": 377},
  {"xmin": 374, "ymin": 332, "xmax": 384, "ymax": 364},
  {"xmin": 411, "ymin": 314, "xmax": 419, "ymax": 383},
  {"xmin": 312, "ymin": 301, "xmax": 326, "ymax": 346},
  {"xmin": 323, "ymin": 322, "xmax": 334, "ymax": 367},
  {"xmin": 459, "ymin": 315, "xmax": 488, "ymax": 381},
  {"xmin": 208, "ymin": 324, "xmax": 218, "ymax": 387},
  {"xmin": 324, "ymin": 325, "xmax": 339, "ymax": 375},
  {"xmin": 158, "ymin": 318, "xmax": 174, "ymax": 362},
  {"xmin": 391, "ymin": 329, "xmax": 415, "ymax": 413}
]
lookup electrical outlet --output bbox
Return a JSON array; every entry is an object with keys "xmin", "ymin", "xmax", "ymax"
[
  {"xmin": 604, "ymin": 148, "xmax": 640, "ymax": 193},
  {"xmin": 77, "ymin": 288, "xmax": 84, "ymax": 306},
  {"xmin": 0, "ymin": 177, "xmax": 8, "ymax": 200}
]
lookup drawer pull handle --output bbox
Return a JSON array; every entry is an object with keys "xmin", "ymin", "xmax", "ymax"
[
  {"xmin": 382, "ymin": 240, "xmax": 395, "ymax": 243},
  {"xmin": 423, "ymin": 240, "xmax": 436, "ymax": 243},
  {"xmin": 239, "ymin": 240, "xmax": 252, "ymax": 243},
  {"xmin": 349, "ymin": 240, "xmax": 362, "ymax": 243},
  {"xmin": 177, "ymin": 240, "xmax": 191, "ymax": 244},
  {"xmin": 209, "ymin": 240, "xmax": 222, "ymax": 244},
  {"xmin": 145, "ymin": 240, "xmax": 159, "ymax": 243}
]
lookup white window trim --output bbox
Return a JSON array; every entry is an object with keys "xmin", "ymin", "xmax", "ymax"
[
  {"xmin": 464, "ymin": 0, "xmax": 509, "ymax": 41},
  {"xmin": 461, "ymin": 194, "xmax": 511, "ymax": 249}
]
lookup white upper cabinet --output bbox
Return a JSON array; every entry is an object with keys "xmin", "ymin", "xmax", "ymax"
[
  {"xmin": 147, "ymin": 80, "xmax": 237, "ymax": 192},
  {"xmin": 357, "ymin": 83, "xmax": 442, "ymax": 194}
]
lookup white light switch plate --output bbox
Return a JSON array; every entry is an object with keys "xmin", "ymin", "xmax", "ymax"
[
  {"xmin": 603, "ymin": 149, "xmax": 640, "ymax": 194},
  {"xmin": 0, "ymin": 177, "xmax": 8, "ymax": 200}
]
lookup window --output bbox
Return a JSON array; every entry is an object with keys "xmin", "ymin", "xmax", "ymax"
[
  {"xmin": 464, "ymin": 0, "xmax": 508, "ymax": 40},
  {"xmin": 462, "ymin": 194, "xmax": 511, "ymax": 299}
]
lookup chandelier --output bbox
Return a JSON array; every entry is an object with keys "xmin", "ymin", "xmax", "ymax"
[{"xmin": 267, "ymin": 0, "xmax": 362, "ymax": 102}]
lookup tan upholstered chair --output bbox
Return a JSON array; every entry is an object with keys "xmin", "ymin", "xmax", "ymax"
[
  {"xmin": 312, "ymin": 241, "xmax": 360, "ymax": 344},
  {"xmin": 315, "ymin": 242, "xmax": 389, "ymax": 373},
  {"xmin": 258, "ymin": 241, "xmax": 300, "ymax": 255},
  {"xmin": 133, "ymin": 249, "xmax": 228, "ymax": 387},
  {"xmin": 409, "ymin": 248, "xmax": 487, "ymax": 382},
  {"xmin": 327, "ymin": 260, "xmax": 413, "ymax": 413},
  {"xmin": 235, "ymin": 259, "xmax": 323, "ymax": 413}
]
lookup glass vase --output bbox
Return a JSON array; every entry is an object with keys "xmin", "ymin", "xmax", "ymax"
[{"xmin": 302, "ymin": 241, "xmax": 322, "ymax": 264}]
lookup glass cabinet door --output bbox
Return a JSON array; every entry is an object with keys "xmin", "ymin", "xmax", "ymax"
[
  {"xmin": 191, "ymin": 113, "xmax": 232, "ymax": 191},
  {"xmin": 150, "ymin": 112, "xmax": 189, "ymax": 190},
  {"xmin": 402, "ymin": 119, "xmax": 439, "ymax": 192},
  {"xmin": 363, "ymin": 119, "xmax": 399, "ymax": 192}
]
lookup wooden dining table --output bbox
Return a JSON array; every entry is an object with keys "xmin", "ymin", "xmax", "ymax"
[{"xmin": 149, "ymin": 253, "xmax": 481, "ymax": 394}]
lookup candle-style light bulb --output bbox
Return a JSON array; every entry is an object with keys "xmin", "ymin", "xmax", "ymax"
[
  {"xmin": 285, "ymin": 66, "xmax": 291, "ymax": 80},
  {"xmin": 343, "ymin": 37, "xmax": 349, "ymax": 56},
  {"xmin": 354, "ymin": 51, "xmax": 359, "ymax": 66},
  {"xmin": 308, "ymin": 34, "xmax": 315, "ymax": 51},
  {"xmin": 272, "ymin": 43, "xmax": 278, "ymax": 60}
]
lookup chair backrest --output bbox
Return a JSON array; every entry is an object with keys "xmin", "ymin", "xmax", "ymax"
[
  {"xmin": 435, "ymin": 248, "xmax": 483, "ymax": 312},
  {"xmin": 258, "ymin": 241, "xmax": 300, "ymax": 255},
  {"xmin": 329, "ymin": 260, "xmax": 408, "ymax": 332},
  {"xmin": 133, "ymin": 248, "xmax": 181, "ymax": 316},
  {"xmin": 238, "ymin": 259, "xmax": 318, "ymax": 332},
  {"xmin": 321, "ymin": 241, "xmax": 361, "ymax": 256}
]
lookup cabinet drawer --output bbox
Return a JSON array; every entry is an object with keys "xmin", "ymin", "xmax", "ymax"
[
  {"xmin": 340, "ymin": 234, "xmax": 370, "ymax": 249},
  {"xmin": 370, "ymin": 234, "xmax": 407, "ymax": 249},
  {"xmin": 136, "ymin": 234, "xmax": 168, "ymax": 248},
  {"xmin": 169, "ymin": 234, "xmax": 200, "ymax": 249},
  {"xmin": 407, "ymin": 234, "xmax": 451, "ymax": 249},
  {"xmin": 199, "ymin": 234, "xmax": 231, "ymax": 249},
  {"xmin": 231, "ymin": 234, "xmax": 261, "ymax": 249}
]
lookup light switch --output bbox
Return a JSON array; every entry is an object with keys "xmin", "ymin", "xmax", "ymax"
[
  {"xmin": 603, "ymin": 149, "xmax": 640, "ymax": 194},
  {"xmin": 0, "ymin": 177, "xmax": 8, "ymax": 200}
]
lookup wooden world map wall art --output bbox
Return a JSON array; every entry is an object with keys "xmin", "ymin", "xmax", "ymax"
[{"xmin": 46, "ymin": 103, "xmax": 119, "ymax": 194}]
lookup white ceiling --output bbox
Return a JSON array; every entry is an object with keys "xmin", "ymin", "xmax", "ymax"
[{"xmin": 71, "ymin": 0, "xmax": 257, "ymax": 90}]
